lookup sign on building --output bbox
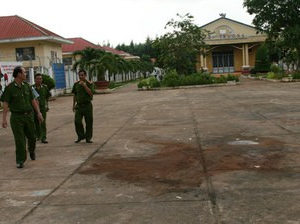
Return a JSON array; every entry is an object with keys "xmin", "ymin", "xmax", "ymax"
[
  {"xmin": 52, "ymin": 63, "xmax": 66, "ymax": 89},
  {"xmin": 0, "ymin": 62, "xmax": 22, "ymax": 90}
]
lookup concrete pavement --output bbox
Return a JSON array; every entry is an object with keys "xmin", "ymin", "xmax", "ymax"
[{"xmin": 0, "ymin": 78, "xmax": 299, "ymax": 224}]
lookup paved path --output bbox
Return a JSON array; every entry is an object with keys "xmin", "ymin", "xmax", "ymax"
[{"xmin": 0, "ymin": 78, "xmax": 299, "ymax": 224}]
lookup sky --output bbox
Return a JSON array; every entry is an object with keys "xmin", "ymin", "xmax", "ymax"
[{"xmin": 0, "ymin": 0, "xmax": 254, "ymax": 47}]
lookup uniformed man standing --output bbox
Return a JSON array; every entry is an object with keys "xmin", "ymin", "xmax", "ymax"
[
  {"xmin": 72, "ymin": 69, "xmax": 95, "ymax": 143},
  {"xmin": 32, "ymin": 73, "xmax": 51, "ymax": 144},
  {"xmin": 1, "ymin": 66, "xmax": 43, "ymax": 168}
]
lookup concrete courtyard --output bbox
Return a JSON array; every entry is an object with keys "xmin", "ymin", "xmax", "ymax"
[{"xmin": 0, "ymin": 78, "xmax": 299, "ymax": 224}]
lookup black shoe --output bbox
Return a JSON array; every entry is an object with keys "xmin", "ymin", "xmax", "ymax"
[
  {"xmin": 41, "ymin": 140, "xmax": 48, "ymax": 144},
  {"xmin": 30, "ymin": 152, "xmax": 36, "ymax": 160},
  {"xmin": 17, "ymin": 163, "xmax": 24, "ymax": 168},
  {"xmin": 86, "ymin": 140, "xmax": 93, "ymax": 143},
  {"xmin": 75, "ymin": 138, "xmax": 85, "ymax": 143}
]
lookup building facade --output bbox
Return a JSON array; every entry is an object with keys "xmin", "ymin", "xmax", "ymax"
[
  {"xmin": 197, "ymin": 15, "xmax": 267, "ymax": 74},
  {"xmin": 0, "ymin": 15, "xmax": 72, "ymax": 90}
]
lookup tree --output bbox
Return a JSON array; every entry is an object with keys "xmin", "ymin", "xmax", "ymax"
[
  {"xmin": 72, "ymin": 46, "xmax": 153, "ymax": 82},
  {"xmin": 244, "ymin": 0, "xmax": 300, "ymax": 70},
  {"xmin": 41, "ymin": 74, "xmax": 55, "ymax": 91},
  {"xmin": 116, "ymin": 38, "xmax": 157, "ymax": 59},
  {"xmin": 255, "ymin": 44, "xmax": 271, "ymax": 72},
  {"xmin": 153, "ymin": 13, "xmax": 207, "ymax": 75},
  {"xmin": 72, "ymin": 47, "xmax": 106, "ymax": 80}
]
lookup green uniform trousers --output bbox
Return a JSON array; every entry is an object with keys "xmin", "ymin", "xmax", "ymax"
[
  {"xmin": 34, "ymin": 110, "xmax": 47, "ymax": 141},
  {"xmin": 75, "ymin": 103, "xmax": 93, "ymax": 141},
  {"xmin": 10, "ymin": 112, "xmax": 36, "ymax": 164}
]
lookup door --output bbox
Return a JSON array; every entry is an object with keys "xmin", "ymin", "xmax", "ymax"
[{"xmin": 212, "ymin": 51, "xmax": 234, "ymax": 74}]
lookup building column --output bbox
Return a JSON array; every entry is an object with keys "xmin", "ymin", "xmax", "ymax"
[
  {"xmin": 203, "ymin": 54, "xmax": 208, "ymax": 71},
  {"xmin": 202, "ymin": 49, "xmax": 208, "ymax": 71},
  {"xmin": 242, "ymin": 44, "xmax": 250, "ymax": 73},
  {"xmin": 200, "ymin": 54, "xmax": 204, "ymax": 67},
  {"xmin": 245, "ymin": 44, "xmax": 249, "ymax": 66},
  {"xmin": 198, "ymin": 54, "xmax": 204, "ymax": 72}
]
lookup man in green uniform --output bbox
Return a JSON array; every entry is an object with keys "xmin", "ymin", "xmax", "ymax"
[
  {"xmin": 72, "ymin": 69, "xmax": 95, "ymax": 143},
  {"xmin": 32, "ymin": 73, "xmax": 51, "ymax": 144},
  {"xmin": 1, "ymin": 66, "xmax": 43, "ymax": 168}
]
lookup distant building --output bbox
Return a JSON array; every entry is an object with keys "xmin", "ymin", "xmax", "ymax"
[
  {"xmin": 197, "ymin": 15, "xmax": 267, "ymax": 74},
  {"xmin": 0, "ymin": 15, "xmax": 72, "ymax": 92},
  {"xmin": 62, "ymin": 37, "xmax": 139, "ymax": 85},
  {"xmin": 62, "ymin": 37, "xmax": 139, "ymax": 67}
]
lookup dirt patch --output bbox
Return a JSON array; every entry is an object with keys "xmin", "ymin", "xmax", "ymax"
[
  {"xmin": 79, "ymin": 141, "xmax": 204, "ymax": 195},
  {"xmin": 79, "ymin": 138, "xmax": 285, "ymax": 195},
  {"xmin": 205, "ymin": 138, "xmax": 285, "ymax": 175}
]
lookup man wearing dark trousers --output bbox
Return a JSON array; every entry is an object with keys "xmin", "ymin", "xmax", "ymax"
[
  {"xmin": 1, "ymin": 66, "xmax": 43, "ymax": 168},
  {"xmin": 72, "ymin": 69, "xmax": 95, "ymax": 143},
  {"xmin": 32, "ymin": 73, "xmax": 51, "ymax": 143}
]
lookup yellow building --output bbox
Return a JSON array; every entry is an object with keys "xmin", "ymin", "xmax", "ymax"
[
  {"xmin": 197, "ymin": 15, "xmax": 267, "ymax": 74},
  {"xmin": 0, "ymin": 15, "xmax": 72, "ymax": 84}
]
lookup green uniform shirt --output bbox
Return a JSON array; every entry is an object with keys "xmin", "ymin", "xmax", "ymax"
[
  {"xmin": 32, "ymin": 84, "xmax": 51, "ymax": 110},
  {"xmin": 72, "ymin": 81, "xmax": 95, "ymax": 104},
  {"xmin": 1, "ymin": 81, "xmax": 34, "ymax": 113}
]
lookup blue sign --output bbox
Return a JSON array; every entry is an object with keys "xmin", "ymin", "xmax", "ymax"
[{"xmin": 52, "ymin": 63, "xmax": 66, "ymax": 89}]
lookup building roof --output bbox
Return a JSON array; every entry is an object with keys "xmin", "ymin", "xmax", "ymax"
[
  {"xmin": 201, "ymin": 16, "xmax": 256, "ymax": 29},
  {"xmin": 62, "ymin": 37, "xmax": 99, "ymax": 53},
  {"xmin": 201, "ymin": 16, "xmax": 267, "ymax": 45},
  {"xmin": 62, "ymin": 37, "xmax": 140, "ymax": 59},
  {"xmin": 100, "ymin": 46, "xmax": 129, "ymax": 56},
  {"xmin": 0, "ymin": 15, "xmax": 72, "ymax": 44}
]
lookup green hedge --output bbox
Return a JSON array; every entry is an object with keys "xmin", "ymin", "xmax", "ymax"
[
  {"xmin": 149, "ymin": 77, "xmax": 161, "ymax": 88},
  {"xmin": 292, "ymin": 72, "xmax": 300, "ymax": 79},
  {"xmin": 137, "ymin": 71, "xmax": 239, "ymax": 89},
  {"xmin": 266, "ymin": 72, "xmax": 283, "ymax": 79}
]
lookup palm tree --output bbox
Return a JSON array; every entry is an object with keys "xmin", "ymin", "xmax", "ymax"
[
  {"xmin": 72, "ymin": 46, "xmax": 149, "ymax": 82},
  {"xmin": 90, "ymin": 52, "xmax": 116, "ymax": 81},
  {"xmin": 72, "ymin": 47, "xmax": 106, "ymax": 80}
]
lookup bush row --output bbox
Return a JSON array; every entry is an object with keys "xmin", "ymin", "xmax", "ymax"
[
  {"xmin": 137, "ymin": 70, "xmax": 239, "ymax": 89},
  {"xmin": 250, "ymin": 64, "xmax": 300, "ymax": 80}
]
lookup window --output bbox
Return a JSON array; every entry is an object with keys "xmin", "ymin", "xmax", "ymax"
[
  {"xmin": 16, "ymin": 47, "xmax": 35, "ymax": 61},
  {"xmin": 63, "ymin": 57, "xmax": 73, "ymax": 65},
  {"xmin": 51, "ymin": 51, "xmax": 57, "ymax": 61},
  {"xmin": 212, "ymin": 51, "xmax": 234, "ymax": 73}
]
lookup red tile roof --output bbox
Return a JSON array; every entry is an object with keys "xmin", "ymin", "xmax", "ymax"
[
  {"xmin": 0, "ymin": 15, "xmax": 65, "ymax": 40},
  {"xmin": 62, "ymin": 37, "xmax": 99, "ymax": 53},
  {"xmin": 100, "ymin": 46, "xmax": 129, "ymax": 56},
  {"xmin": 62, "ymin": 37, "xmax": 134, "ymax": 58}
]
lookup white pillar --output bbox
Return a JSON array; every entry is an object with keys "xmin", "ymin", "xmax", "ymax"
[
  {"xmin": 29, "ymin": 68, "xmax": 34, "ymax": 85},
  {"xmin": 242, "ymin": 44, "xmax": 250, "ymax": 73}
]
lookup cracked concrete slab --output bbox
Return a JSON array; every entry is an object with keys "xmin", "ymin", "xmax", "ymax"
[{"xmin": 0, "ymin": 78, "xmax": 299, "ymax": 224}]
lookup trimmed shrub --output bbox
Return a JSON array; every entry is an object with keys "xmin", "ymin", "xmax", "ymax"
[
  {"xmin": 270, "ymin": 64, "xmax": 282, "ymax": 74},
  {"xmin": 137, "ymin": 79, "xmax": 149, "ymax": 89},
  {"xmin": 149, "ymin": 77, "xmax": 161, "ymax": 88},
  {"xmin": 162, "ymin": 70, "xmax": 180, "ymax": 87},
  {"xmin": 227, "ymin": 74, "xmax": 239, "ymax": 82},
  {"xmin": 198, "ymin": 73, "xmax": 214, "ymax": 84},
  {"xmin": 108, "ymin": 81, "xmax": 115, "ymax": 89},
  {"xmin": 266, "ymin": 72, "xmax": 276, "ymax": 79},
  {"xmin": 179, "ymin": 75, "xmax": 195, "ymax": 86},
  {"xmin": 292, "ymin": 72, "xmax": 300, "ymax": 79},
  {"xmin": 42, "ymin": 74, "xmax": 55, "ymax": 90},
  {"xmin": 215, "ymin": 75, "xmax": 227, "ymax": 83},
  {"xmin": 266, "ymin": 72, "xmax": 283, "ymax": 79}
]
